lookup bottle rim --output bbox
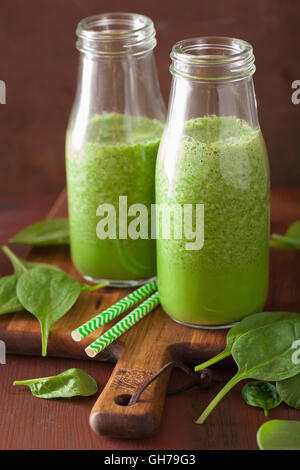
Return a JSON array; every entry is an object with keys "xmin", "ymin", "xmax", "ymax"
[
  {"xmin": 76, "ymin": 12, "xmax": 156, "ymax": 55},
  {"xmin": 170, "ymin": 37, "xmax": 256, "ymax": 80}
]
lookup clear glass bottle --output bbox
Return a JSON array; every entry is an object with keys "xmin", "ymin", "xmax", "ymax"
[
  {"xmin": 66, "ymin": 13, "xmax": 165, "ymax": 287},
  {"xmin": 156, "ymin": 37, "xmax": 270, "ymax": 328}
]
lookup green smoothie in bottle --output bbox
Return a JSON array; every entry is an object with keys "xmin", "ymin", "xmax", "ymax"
[
  {"xmin": 66, "ymin": 13, "xmax": 166, "ymax": 286},
  {"xmin": 66, "ymin": 113, "xmax": 163, "ymax": 282},
  {"xmin": 156, "ymin": 37, "xmax": 270, "ymax": 327}
]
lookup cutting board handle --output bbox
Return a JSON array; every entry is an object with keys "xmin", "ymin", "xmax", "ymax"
[{"xmin": 90, "ymin": 343, "xmax": 171, "ymax": 439}]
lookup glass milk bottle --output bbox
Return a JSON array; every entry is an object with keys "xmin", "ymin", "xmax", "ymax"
[
  {"xmin": 66, "ymin": 13, "xmax": 165, "ymax": 287},
  {"xmin": 156, "ymin": 37, "xmax": 270, "ymax": 328}
]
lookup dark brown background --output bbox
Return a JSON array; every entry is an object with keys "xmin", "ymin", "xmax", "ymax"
[{"xmin": 0, "ymin": 0, "xmax": 299, "ymax": 199}]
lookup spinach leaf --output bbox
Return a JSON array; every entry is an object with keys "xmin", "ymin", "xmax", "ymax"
[
  {"xmin": 277, "ymin": 373, "xmax": 300, "ymax": 409},
  {"xmin": 0, "ymin": 246, "xmax": 64, "ymax": 319},
  {"xmin": 0, "ymin": 274, "xmax": 24, "ymax": 315},
  {"xmin": 16, "ymin": 266, "xmax": 82, "ymax": 356},
  {"xmin": 242, "ymin": 381, "xmax": 282, "ymax": 416},
  {"xmin": 195, "ymin": 312, "xmax": 300, "ymax": 371},
  {"xmin": 13, "ymin": 368, "xmax": 98, "ymax": 399},
  {"xmin": 271, "ymin": 220, "xmax": 300, "ymax": 250},
  {"xmin": 257, "ymin": 420, "xmax": 300, "ymax": 450},
  {"xmin": 9, "ymin": 218, "xmax": 70, "ymax": 246},
  {"xmin": 196, "ymin": 318, "xmax": 300, "ymax": 424},
  {"xmin": 16, "ymin": 266, "xmax": 108, "ymax": 356},
  {"xmin": 1, "ymin": 246, "xmax": 108, "ymax": 354}
]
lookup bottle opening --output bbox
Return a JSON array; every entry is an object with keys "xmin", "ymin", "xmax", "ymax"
[
  {"xmin": 170, "ymin": 37, "xmax": 255, "ymax": 80},
  {"xmin": 76, "ymin": 12, "xmax": 156, "ymax": 55}
]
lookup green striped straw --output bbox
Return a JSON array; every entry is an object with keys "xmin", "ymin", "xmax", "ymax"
[
  {"xmin": 71, "ymin": 278, "xmax": 157, "ymax": 342},
  {"xmin": 85, "ymin": 291, "xmax": 160, "ymax": 358}
]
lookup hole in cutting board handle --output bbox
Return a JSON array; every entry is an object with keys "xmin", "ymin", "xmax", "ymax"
[
  {"xmin": 113, "ymin": 361, "xmax": 214, "ymax": 408},
  {"xmin": 114, "ymin": 394, "xmax": 132, "ymax": 406}
]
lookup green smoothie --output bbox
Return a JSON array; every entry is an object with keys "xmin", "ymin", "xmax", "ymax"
[
  {"xmin": 66, "ymin": 113, "xmax": 164, "ymax": 282},
  {"xmin": 156, "ymin": 116, "xmax": 270, "ymax": 326}
]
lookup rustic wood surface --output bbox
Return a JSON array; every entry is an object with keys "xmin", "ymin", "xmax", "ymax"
[
  {"xmin": 0, "ymin": 188, "xmax": 299, "ymax": 449},
  {"xmin": 0, "ymin": 190, "xmax": 230, "ymax": 439}
]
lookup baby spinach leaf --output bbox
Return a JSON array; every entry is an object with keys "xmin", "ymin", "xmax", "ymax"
[
  {"xmin": 13, "ymin": 368, "xmax": 98, "ymax": 399},
  {"xmin": 242, "ymin": 381, "xmax": 282, "ymax": 416},
  {"xmin": 195, "ymin": 312, "xmax": 300, "ymax": 371},
  {"xmin": 1, "ymin": 246, "xmax": 108, "ymax": 353},
  {"xmin": 0, "ymin": 274, "xmax": 24, "ymax": 315},
  {"xmin": 271, "ymin": 220, "xmax": 300, "ymax": 250},
  {"xmin": 16, "ymin": 266, "xmax": 82, "ymax": 357},
  {"xmin": 16, "ymin": 266, "xmax": 108, "ymax": 356},
  {"xmin": 196, "ymin": 318, "xmax": 300, "ymax": 424},
  {"xmin": 1, "ymin": 246, "xmax": 64, "ymax": 319},
  {"xmin": 9, "ymin": 218, "xmax": 70, "ymax": 246},
  {"xmin": 257, "ymin": 420, "xmax": 300, "ymax": 450},
  {"xmin": 277, "ymin": 373, "xmax": 300, "ymax": 409}
]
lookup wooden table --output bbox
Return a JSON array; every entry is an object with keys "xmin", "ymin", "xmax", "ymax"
[{"xmin": 0, "ymin": 188, "xmax": 299, "ymax": 450}]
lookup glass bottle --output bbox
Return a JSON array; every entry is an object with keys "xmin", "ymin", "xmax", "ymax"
[
  {"xmin": 156, "ymin": 37, "xmax": 270, "ymax": 328},
  {"xmin": 66, "ymin": 13, "xmax": 166, "ymax": 287}
]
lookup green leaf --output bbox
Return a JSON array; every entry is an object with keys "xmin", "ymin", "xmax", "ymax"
[
  {"xmin": 242, "ymin": 381, "xmax": 282, "ymax": 416},
  {"xmin": 16, "ymin": 266, "xmax": 82, "ymax": 356},
  {"xmin": 9, "ymin": 219, "xmax": 69, "ymax": 246},
  {"xmin": 1, "ymin": 247, "xmax": 108, "ymax": 355},
  {"xmin": 257, "ymin": 420, "xmax": 300, "ymax": 450},
  {"xmin": 0, "ymin": 274, "xmax": 24, "ymax": 315},
  {"xmin": 0, "ymin": 247, "xmax": 60, "ymax": 316},
  {"xmin": 277, "ymin": 373, "xmax": 300, "ymax": 409},
  {"xmin": 195, "ymin": 312, "xmax": 300, "ymax": 371},
  {"xmin": 235, "ymin": 320, "xmax": 300, "ymax": 381},
  {"xmin": 271, "ymin": 220, "xmax": 300, "ymax": 250},
  {"xmin": 196, "ymin": 318, "xmax": 300, "ymax": 424},
  {"xmin": 13, "ymin": 368, "xmax": 98, "ymax": 399},
  {"xmin": 15, "ymin": 266, "xmax": 108, "ymax": 356}
]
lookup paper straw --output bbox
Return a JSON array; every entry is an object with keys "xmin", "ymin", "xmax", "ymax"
[
  {"xmin": 85, "ymin": 291, "xmax": 160, "ymax": 358},
  {"xmin": 71, "ymin": 278, "xmax": 157, "ymax": 341}
]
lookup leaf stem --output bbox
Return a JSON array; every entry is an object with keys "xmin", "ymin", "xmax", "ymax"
[
  {"xmin": 2, "ymin": 245, "xmax": 28, "ymax": 272},
  {"xmin": 195, "ymin": 373, "xmax": 241, "ymax": 424},
  {"xmin": 81, "ymin": 282, "xmax": 109, "ymax": 292},
  {"xmin": 14, "ymin": 379, "xmax": 40, "ymax": 386},
  {"xmin": 194, "ymin": 349, "xmax": 231, "ymax": 372},
  {"xmin": 41, "ymin": 321, "xmax": 48, "ymax": 357}
]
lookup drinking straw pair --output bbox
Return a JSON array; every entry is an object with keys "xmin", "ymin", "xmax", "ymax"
[{"xmin": 71, "ymin": 278, "xmax": 160, "ymax": 358}]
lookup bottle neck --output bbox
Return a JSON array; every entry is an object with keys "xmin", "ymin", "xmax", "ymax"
[
  {"xmin": 75, "ymin": 50, "xmax": 165, "ymax": 120},
  {"xmin": 73, "ymin": 12, "xmax": 165, "ymax": 120},
  {"xmin": 167, "ymin": 37, "xmax": 259, "ymax": 129},
  {"xmin": 76, "ymin": 12, "xmax": 157, "ymax": 56},
  {"xmin": 69, "ymin": 13, "xmax": 165, "ymax": 147}
]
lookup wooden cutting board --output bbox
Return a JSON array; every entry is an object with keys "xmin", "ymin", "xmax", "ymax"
[{"xmin": 0, "ymin": 190, "xmax": 299, "ymax": 439}]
